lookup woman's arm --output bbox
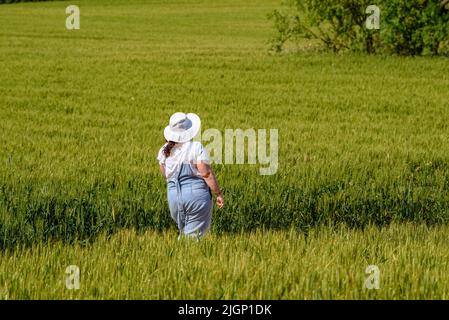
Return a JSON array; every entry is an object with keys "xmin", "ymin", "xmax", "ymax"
[{"xmin": 197, "ymin": 161, "xmax": 224, "ymax": 209}]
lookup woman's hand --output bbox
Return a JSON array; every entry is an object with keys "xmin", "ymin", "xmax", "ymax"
[{"xmin": 216, "ymin": 194, "xmax": 224, "ymax": 209}]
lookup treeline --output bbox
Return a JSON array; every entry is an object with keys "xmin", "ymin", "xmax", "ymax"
[{"xmin": 270, "ymin": 0, "xmax": 449, "ymax": 56}]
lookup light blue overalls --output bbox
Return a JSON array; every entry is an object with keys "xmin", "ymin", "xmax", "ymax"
[{"xmin": 167, "ymin": 163, "xmax": 213, "ymax": 238}]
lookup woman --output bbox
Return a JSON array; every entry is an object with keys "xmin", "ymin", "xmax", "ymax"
[{"xmin": 157, "ymin": 112, "xmax": 224, "ymax": 238}]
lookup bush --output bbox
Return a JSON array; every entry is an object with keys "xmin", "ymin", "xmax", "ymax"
[
  {"xmin": 270, "ymin": 0, "xmax": 449, "ymax": 56},
  {"xmin": 269, "ymin": 0, "xmax": 378, "ymax": 53},
  {"xmin": 381, "ymin": 0, "xmax": 449, "ymax": 55}
]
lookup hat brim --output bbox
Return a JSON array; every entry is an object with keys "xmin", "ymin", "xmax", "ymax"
[{"xmin": 164, "ymin": 113, "xmax": 201, "ymax": 143}]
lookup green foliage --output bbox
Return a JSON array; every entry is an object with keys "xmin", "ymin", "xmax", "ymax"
[
  {"xmin": 269, "ymin": 0, "xmax": 380, "ymax": 53},
  {"xmin": 270, "ymin": 0, "xmax": 449, "ymax": 55},
  {"xmin": 381, "ymin": 0, "xmax": 449, "ymax": 55}
]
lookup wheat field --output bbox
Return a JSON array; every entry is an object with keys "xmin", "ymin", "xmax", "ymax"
[{"xmin": 0, "ymin": 0, "xmax": 449, "ymax": 299}]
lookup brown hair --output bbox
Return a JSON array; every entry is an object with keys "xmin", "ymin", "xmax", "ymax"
[{"xmin": 163, "ymin": 141, "xmax": 176, "ymax": 157}]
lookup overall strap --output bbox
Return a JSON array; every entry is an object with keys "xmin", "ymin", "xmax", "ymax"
[{"xmin": 174, "ymin": 164, "xmax": 184, "ymax": 236}]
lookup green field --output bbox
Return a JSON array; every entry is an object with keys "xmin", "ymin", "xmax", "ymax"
[
  {"xmin": 1, "ymin": 0, "xmax": 449, "ymax": 299},
  {"xmin": 1, "ymin": 224, "xmax": 449, "ymax": 299}
]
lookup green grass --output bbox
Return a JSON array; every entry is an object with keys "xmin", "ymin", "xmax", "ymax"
[
  {"xmin": 0, "ymin": 0, "xmax": 449, "ymax": 299},
  {"xmin": 1, "ymin": 224, "xmax": 449, "ymax": 299},
  {"xmin": 1, "ymin": 0, "xmax": 449, "ymax": 247}
]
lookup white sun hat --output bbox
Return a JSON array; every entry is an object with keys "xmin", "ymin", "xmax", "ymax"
[{"xmin": 164, "ymin": 112, "xmax": 201, "ymax": 143}]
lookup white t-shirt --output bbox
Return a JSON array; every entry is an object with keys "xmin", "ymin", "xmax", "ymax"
[{"xmin": 157, "ymin": 141, "xmax": 210, "ymax": 180}]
